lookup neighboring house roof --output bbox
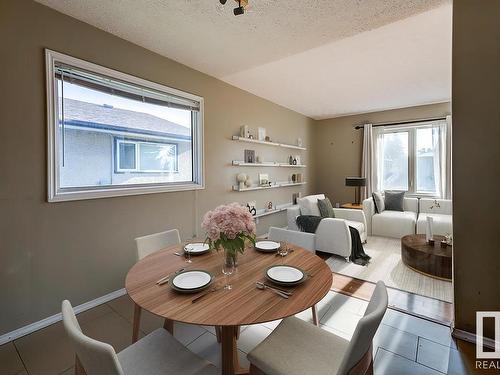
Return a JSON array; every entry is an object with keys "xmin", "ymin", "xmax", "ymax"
[{"xmin": 62, "ymin": 98, "xmax": 191, "ymax": 140}]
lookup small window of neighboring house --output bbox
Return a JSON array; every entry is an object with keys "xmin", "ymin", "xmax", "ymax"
[
  {"xmin": 115, "ymin": 140, "xmax": 178, "ymax": 173},
  {"xmin": 45, "ymin": 49, "xmax": 204, "ymax": 202}
]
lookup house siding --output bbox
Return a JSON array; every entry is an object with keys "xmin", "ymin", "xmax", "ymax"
[{"xmin": 60, "ymin": 128, "xmax": 192, "ymax": 188}]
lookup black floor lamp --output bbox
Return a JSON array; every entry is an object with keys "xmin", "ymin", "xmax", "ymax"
[{"xmin": 345, "ymin": 177, "xmax": 366, "ymax": 205}]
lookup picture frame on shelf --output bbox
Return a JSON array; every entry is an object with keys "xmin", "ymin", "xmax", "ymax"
[
  {"xmin": 259, "ymin": 173, "xmax": 270, "ymax": 186},
  {"xmin": 244, "ymin": 149, "xmax": 255, "ymax": 163},
  {"xmin": 240, "ymin": 125, "xmax": 250, "ymax": 138},
  {"xmin": 258, "ymin": 127, "xmax": 266, "ymax": 141}
]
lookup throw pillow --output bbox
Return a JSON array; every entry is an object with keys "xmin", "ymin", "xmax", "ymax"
[
  {"xmin": 297, "ymin": 194, "xmax": 324, "ymax": 216},
  {"xmin": 372, "ymin": 191, "xmax": 385, "ymax": 213},
  {"xmin": 318, "ymin": 197, "xmax": 335, "ymax": 218},
  {"xmin": 384, "ymin": 190, "xmax": 405, "ymax": 211}
]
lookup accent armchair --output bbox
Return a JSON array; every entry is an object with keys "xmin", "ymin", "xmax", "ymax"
[{"xmin": 286, "ymin": 194, "xmax": 367, "ymax": 260}]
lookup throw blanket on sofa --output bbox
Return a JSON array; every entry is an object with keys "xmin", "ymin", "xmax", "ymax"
[{"xmin": 296, "ymin": 215, "xmax": 371, "ymax": 266}]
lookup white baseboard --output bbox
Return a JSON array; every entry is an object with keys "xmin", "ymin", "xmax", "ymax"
[
  {"xmin": 452, "ymin": 327, "xmax": 497, "ymax": 350},
  {"xmin": 0, "ymin": 288, "xmax": 126, "ymax": 345}
]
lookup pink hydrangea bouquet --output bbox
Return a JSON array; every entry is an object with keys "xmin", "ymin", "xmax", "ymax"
[{"xmin": 202, "ymin": 203, "xmax": 256, "ymax": 261}]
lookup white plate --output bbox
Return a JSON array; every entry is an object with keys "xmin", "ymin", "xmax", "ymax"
[
  {"xmin": 266, "ymin": 266, "xmax": 304, "ymax": 283},
  {"xmin": 171, "ymin": 270, "xmax": 212, "ymax": 290},
  {"xmin": 255, "ymin": 241, "xmax": 280, "ymax": 252},
  {"xmin": 184, "ymin": 243, "xmax": 210, "ymax": 254}
]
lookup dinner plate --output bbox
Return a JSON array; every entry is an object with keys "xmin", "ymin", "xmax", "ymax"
[
  {"xmin": 255, "ymin": 241, "xmax": 281, "ymax": 252},
  {"xmin": 171, "ymin": 270, "xmax": 212, "ymax": 291},
  {"xmin": 266, "ymin": 265, "xmax": 305, "ymax": 284},
  {"xmin": 184, "ymin": 242, "xmax": 210, "ymax": 255}
]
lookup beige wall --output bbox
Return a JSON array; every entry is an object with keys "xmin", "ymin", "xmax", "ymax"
[
  {"xmin": 312, "ymin": 103, "xmax": 451, "ymax": 204},
  {"xmin": 452, "ymin": 0, "xmax": 500, "ymax": 340},
  {"xmin": 0, "ymin": 0, "xmax": 313, "ymax": 334}
]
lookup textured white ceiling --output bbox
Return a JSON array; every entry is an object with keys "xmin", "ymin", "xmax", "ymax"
[{"xmin": 36, "ymin": 0, "xmax": 452, "ymax": 119}]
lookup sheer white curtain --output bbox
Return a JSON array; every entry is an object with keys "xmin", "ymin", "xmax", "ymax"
[
  {"xmin": 444, "ymin": 115, "xmax": 452, "ymax": 199},
  {"xmin": 431, "ymin": 119, "xmax": 452, "ymax": 199},
  {"xmin": 361, "ymin": 124, "xmax": 374, "ymax": 200},
  {"xmin": 432, "ymin": 125, "xmax": 443, "ymax": 197}
]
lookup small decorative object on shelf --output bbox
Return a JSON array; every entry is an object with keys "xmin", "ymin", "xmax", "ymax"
[
  {"xmin": 244, "ymin": 175, "xmax": 252, "ymax": 187},
  {"xmin": 289, "ymin": 155, "xmax": 293, "ymax": 165},
  {"xmin": 258, "ymin": 127, "xmax": 266, "ymax": 141},
  {"xmin": 265, "ymin": 201, "xmax": 274, "ymax": 211},
  {"xmin": 202, "ymin": 203, "xmax": 256, "ymax": 268},
  {"xmin": 244, "ymin": 149, "xmax": 255, "ymax": 163},
  {"xmin": 248, "ymin": 134, "xmax": 254, "ymax": 139},
  {"xmin": 246, "ymin": 201, "xmax": 257, "ymax": 216},
  {"xmin": 265, "ymin": 136, "xmax": 271, "ymax": 142},
  {"xmin": 428, "ymin": 238, "xmax": 435, "ymax": 245},
  {"xmin": 292, "ymin": 157, "xmax": 297, "ymax": 165},
  {"xmin": 240, "ymin": 125, "xmax": 250, "ymax": 138},
  {"xmin": 291, "ymin": 174, "xmax": 297, "ymax": 183},
  {"xmin": 295, "ymin": 155, "xmax": 301, "ymax": 165},
  {"xmin": 236, "ymin": 173, "xmax": 247, "ymax": 190},
  {"xmin": 297, "ymin": 138, "xmax": 303, "ymax": 147},
  {"xmin": 255, "ymin": 155, "xmax": 261, "ymax": 163},
  {"xmin": 259, "ymin": 173, "xmax": 269, "ymax": 186},
  {"xmin": 292, "ymin": 192, "xmax": 301, "ymax": 205},
  {"xmin": 440, "ymin": 240, "xmax": 447, "ymax": 248}
]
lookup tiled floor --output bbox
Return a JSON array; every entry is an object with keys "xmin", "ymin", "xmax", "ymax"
[{"xmin": 0, "ymin": 291, "xmax": 485, "ymax": 375}]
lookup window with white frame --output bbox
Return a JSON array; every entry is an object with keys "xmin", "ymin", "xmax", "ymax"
[
  {"xmin": 375, "ymin": 120, "xmax": 449, "ymax": 197},
  {"xmin": 46, "ymin": 50, "xmax": 204, "ymax": 202},
  {"xmin": 115, "ymin": 139, "xmax": 178, "ymax": 173}
]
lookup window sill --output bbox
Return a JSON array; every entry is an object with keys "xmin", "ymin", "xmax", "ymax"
[{"xmin": 49, "ymin": 182, "xmax": 204, "ymax": 202}]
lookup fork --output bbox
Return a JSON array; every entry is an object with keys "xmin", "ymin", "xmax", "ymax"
[{"xmin": 257, "ymin": 281, "xmax": 293, "ymax": 296}]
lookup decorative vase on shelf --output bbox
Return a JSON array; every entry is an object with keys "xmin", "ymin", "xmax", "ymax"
[{"xmin": 202, "ymin": 203, "xmax": 256, "ymax": 269}]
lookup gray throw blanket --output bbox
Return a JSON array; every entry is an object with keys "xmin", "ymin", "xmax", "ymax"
[{"xmin": 296, "ymin": 215, "xmax": 371, "ymax": 266}]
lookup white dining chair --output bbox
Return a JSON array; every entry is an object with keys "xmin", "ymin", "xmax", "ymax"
[
  {"xmin": 247, "ymin": 281, "xmax": 388, "ymax": 375},
  {"xmin": 133, "ymin": 229, "xmax": 181, "ymax": 342},
  {"xmin": 62, "ymin": 300, "xmax": 219, "ymax": 375},
  {"xmin": 268, "ymin": 227, "xmax": 319, "ymax": 325}
]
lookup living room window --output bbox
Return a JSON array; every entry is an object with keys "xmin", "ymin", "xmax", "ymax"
[
  {"xmin": 46, "ymin": 50, "xmax": 204, "ymax": 202},
  {"xmin": 376, "ymin": 120, "xmax": 449, "ymax": 197}
]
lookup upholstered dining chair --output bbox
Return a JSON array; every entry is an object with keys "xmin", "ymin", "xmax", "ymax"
[
  {"xmin": 268, "ymin": 226, "xmax": 319, "ymax": 325},
  {"xmin": 247, "ymin": 281, "xmax": 388, "ymax": 375},
  {"xmin": 62, "ymin": 300, "xmax": 218, "ymax": 375},
  {"xmin": 133, "ymin": 229, "xmax": 181, "ymax": 342}
]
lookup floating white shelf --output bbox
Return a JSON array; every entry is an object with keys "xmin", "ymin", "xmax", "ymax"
[
  {"xmin": 232, "ymin": 182, "xmax": 307, "ymax": 192},
  {"xmin": 232, "ymin": 136, "xmax": 306, "ymax": 151},
  {"xmin": 232, "ymin": 160, "xmax": 306, "ymax": 168},
  {"xmin": 253, "ymin": 203, "xmax": 297, "ymax": 219}
]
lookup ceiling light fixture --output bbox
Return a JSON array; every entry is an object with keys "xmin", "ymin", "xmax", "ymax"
[
  {"xmin": 218, "ymin": 0, "xmax": 249, "ymax": 16},
  {"xmin": 233, "ymin": 0, "xmax": 245, "ymax": 16}
]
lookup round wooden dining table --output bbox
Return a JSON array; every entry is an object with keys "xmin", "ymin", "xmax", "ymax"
[{"xmin": 125, "ymin": 242, "xmax": 332, "ymax": 375}]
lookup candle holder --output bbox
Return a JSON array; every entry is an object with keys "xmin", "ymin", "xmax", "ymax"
[{"xmin": 428, "ymin": 238, "xmax": 435, "ymax": 245}]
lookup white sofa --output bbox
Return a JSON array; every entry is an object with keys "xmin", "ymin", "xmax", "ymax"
[
  {"xmin": 417, "ymin": 198, "xmax": 453, "ymax": 236},
  {"xmin": 286, "ymin": 194, "xmax": 367, "ymax": 260},
  {"xmin": 363, "ymin": 196, "xmax": 418, "ymax": 238}
]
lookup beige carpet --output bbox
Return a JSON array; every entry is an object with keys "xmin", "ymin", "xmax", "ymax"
[{"xmin": 326, "ymin": 236, "xmax": 453, "ymax": 303}]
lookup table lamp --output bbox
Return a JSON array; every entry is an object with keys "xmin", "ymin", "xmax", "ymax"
[{"xmin": 345, "ymin": 177, "xmax": 366, "ymax": 205}]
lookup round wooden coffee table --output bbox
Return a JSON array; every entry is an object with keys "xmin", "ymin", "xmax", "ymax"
[{"xmin": 401, "ymin": 234, "xmax": 452, "ymax": 281}]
